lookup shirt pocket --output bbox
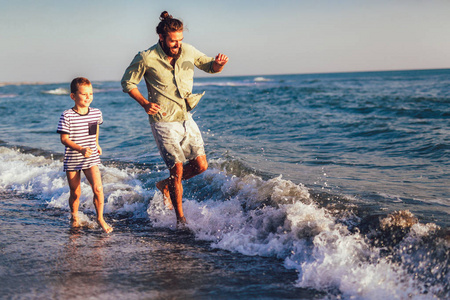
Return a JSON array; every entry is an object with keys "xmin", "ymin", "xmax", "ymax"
[{"xmin": 88, "ymin": 122, "xmax": 98, "ymax": 135}]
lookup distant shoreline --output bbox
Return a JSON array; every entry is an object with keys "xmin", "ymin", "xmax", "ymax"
[{"xmin": 0, "ymin": 82, "xmax": 47, "ymax": 87}]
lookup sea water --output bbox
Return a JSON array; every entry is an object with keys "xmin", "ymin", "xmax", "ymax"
[{"xmin": 0, "ymin": 69, "xmax": 448, "ymax": 299}]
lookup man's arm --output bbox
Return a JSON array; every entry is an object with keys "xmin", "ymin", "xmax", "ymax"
[
  {"xmin": 212, "ymin": 53, "xmax": 229, "ymax": 73},
  {"xmin": 128, "ymin": 88, "xmax": 161, "ymax": 115},
  {"xmin": 121, "ymin": 52, "xmax": 160, "ymax": 115},
  {"xmin": 192, "ymin": 45, "xmax": 228, "ymax": 74}
]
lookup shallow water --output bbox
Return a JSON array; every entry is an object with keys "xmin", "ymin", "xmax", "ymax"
[
  {"xmin": 0, "ymin": 191, "xmax": 322, "ymax": 299},
  {"xmin": 0, "ymin": 69, "xmax": 449, "ymax": 299}
]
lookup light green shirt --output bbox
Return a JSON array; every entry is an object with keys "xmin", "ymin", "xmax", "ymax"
[{"xmin": 121, "ymin": 42, "xmax": 217, "ymax": 123}]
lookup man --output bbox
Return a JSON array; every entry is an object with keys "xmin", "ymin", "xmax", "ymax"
[{"xmin": 121, "ymin": 11, "xmax": 229, "ymax": 227}]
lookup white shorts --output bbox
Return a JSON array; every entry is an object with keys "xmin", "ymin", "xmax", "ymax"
[{"xmin": 150, "ymin": 114, "xmax": 205, "ymax": 169}]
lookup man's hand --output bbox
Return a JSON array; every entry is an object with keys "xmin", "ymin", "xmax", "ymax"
[
  {"xmin": 215, "ymin": 53, "xmax": 229, "ymax": 65},
  {"xmin": 143, "ymin": 102, "xmax": 161, "ymax": 115},
  {"xmin": 128, "ymin": 88, "xmax": 161, "ymax": 115},
  {"xmin": 213, "ymin": 53, "xmax": 229, "ymax": 72}
]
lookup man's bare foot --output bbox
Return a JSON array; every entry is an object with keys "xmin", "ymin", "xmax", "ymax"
[
  {"xmin": 176, "ymin": 216, "xmax": 188, "ymax": 229},
  {"xmin": 156, "ymin": 180, "xmax": 173, "ymax": 210},
  {"xmin": 97, "ymin": 219, "xmax": 113, "ymax": 233},
  {"xmin": 70, "ymin": 215, "xmax": 81, "ymax": 228}
]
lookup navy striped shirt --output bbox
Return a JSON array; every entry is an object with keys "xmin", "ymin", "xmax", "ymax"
[{"xmin": 57, "ymin": 107, "xmax": 103, "ymax": 171}]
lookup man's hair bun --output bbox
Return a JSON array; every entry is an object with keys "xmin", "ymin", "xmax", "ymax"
[
  {"xmin": 156, "ymin": 11, "xmax": 183, "ymax": 35},
  {"xmin": 160, "ymin": 11, "xmax": 172, "ymax": 21}
]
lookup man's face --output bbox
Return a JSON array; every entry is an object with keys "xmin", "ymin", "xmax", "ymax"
[{"xmin": 160, "ymin": 30, "xmax": 183, "ymax": 58}]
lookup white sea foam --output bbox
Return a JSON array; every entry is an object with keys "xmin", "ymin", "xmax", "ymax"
[
  {"xmin": 41, "ymin": 86, "xmax": 105, "ymax": 95},
  {"xmin": 0, "ymin": 94, "xmax": 17, "ymax": 98},
  {"xmin": 150, "ymin": 167, "xmax": 443, "ymax": 299},
  {"xmin": 291, "ymin": 224, "xmax": 433, "ymax": 299},
  {"xmin": 41, "ymin": 88, "xmax": 69, "ymax": 95},
  {"xmin": 254, "ymin": 76, "xmax": 272, "ymax": 82},
  {"xmin": 194, "ymin": 81, "xmax": 256, "ymax": 87},
  {"xmin": 0, "ymin": 146, "xmax": 444, "ymax": 299},
  {"xmin": 193, "ymin": 76, "xmax": 272, "ymax": 87},
  {"xmin": 0, "ymin": 147, "xmax": 152, "ymax": 217},
  {"xmin": 148, "ymin": 168, "xmax": 442, "ymax": 298}
]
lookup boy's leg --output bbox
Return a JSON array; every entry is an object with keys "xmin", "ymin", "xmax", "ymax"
[
  {"xmin": 83, "ymin": 165, "xmax": 113, "ymax": 233},
  {"xmin": 66, "ymin": 171, "xmax": 81, "ymax": 227}
]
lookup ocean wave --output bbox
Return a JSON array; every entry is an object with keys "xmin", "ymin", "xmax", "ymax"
[
  {"xmin": 0, "ymin": 145, "xmax": 448, "ymax": 299},
  {"xmin": 40, "ymin": 87, "xmax": 109, "ymax": 95},
  {"xmin": 194, "ymin": 77, "xmax": 276, "ymax": 87},
  {"xmin": 0, "ymin": 82, "xmax": 45, "ymax": 87},
  {"xmin": 254, "ymin": 77, "xmax": 272, "ymax": 82},
  {"xmin": 194, "ymin": 81, "xmax": 256, "ymax": 87},
  {"xmin": 0, "ymin": 94, "xmax": 17, "ymax": 98},
  {"xmin": 41, "ymin": 88, "xmax": 70, "ymax": 95}
]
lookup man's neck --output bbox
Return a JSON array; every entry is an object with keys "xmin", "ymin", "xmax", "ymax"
[
  {"xmin": 159, "ymin": 41, "xmax": 181, "ymax": 67},
  {"xmin": 168, "ymin": 56, "xmax": 176, "ymax": 67}
]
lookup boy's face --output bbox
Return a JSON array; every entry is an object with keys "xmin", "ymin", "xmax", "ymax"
[{"xmin": 70, "ymin": 84, "xmax": 93, "ymax": 108}]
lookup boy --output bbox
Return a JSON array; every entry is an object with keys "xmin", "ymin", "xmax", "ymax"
[{"xmin": 57, "ymin": 77, "xmax": 113, "ymax": 233}]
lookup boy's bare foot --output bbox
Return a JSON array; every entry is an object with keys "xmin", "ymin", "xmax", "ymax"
[
  {"xmin": 97, "ymin": 219, "xmax": 113, "ymax": 233},
  {"xmin": 156, "ymin": 180, "xmax": 173, "ymax": 210}
]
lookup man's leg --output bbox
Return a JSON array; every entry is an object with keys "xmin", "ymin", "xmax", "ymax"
[
  {"xmin": 168, "ymin": 162, "xmax": 185, "ymax": 224},
  {"xmin": 156, "ymin": 180, "xmax": 173, "ymax": 210},
  {"xmin": 157, "ymin": 155, "xmax": 208, "ymax": 210},
  {"xmin": 182, "ymin": 155, "xmax": 208, "ymax": 180}
]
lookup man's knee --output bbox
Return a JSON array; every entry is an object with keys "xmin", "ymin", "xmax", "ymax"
[{"xmin": 196, "ymin": 156, "xmax": 208, "ymax": 173}]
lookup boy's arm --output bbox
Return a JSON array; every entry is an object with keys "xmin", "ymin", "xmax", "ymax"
[
  {"xmin": 96, "ymin": 125, "xmax": 102, "ymax": 156},
  {"xmin": 60, "ymin": 134, "xmax": 92, "ymax": 158}
]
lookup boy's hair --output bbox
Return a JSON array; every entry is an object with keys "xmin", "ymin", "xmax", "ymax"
[
  {"xmin": 156, "ymin": 11, "xmax": 183, "ymax": 36},
  {"xmin": 70, "ymin": 77, "xmax": 91, "ymax": 94}
]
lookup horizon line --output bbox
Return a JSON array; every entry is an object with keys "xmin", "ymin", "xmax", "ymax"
[{"xmin": 1, "ymin": 67, "xmax": 449, "ymax": 86}]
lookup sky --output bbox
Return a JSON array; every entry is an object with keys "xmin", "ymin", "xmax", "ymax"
[{"xmin": 1, "ymin": 0, "xmax": 449, "ymax": 83}]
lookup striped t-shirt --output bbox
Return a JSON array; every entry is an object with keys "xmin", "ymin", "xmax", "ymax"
[{"xmin": 57, "ymin": 107, "xmax": 103, "ymax": 171}]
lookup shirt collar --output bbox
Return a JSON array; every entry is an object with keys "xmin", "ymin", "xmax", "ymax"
[{"xmin": 156, "ymin": 41, "xmax": 167, "ymax": 59}]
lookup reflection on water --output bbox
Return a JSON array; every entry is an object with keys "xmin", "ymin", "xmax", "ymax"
[{"xmin": 0, "ymin": 195, "xmax": 313, "ymax": 299}]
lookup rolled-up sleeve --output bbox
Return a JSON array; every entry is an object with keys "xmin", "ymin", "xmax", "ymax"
[
  {"xmin": 193, "ymin": 48, "xmax": 216, "ymax": 74},
  {"xmin": 121, "ymin": 52, "xmax": 147, "ymax": 93}
]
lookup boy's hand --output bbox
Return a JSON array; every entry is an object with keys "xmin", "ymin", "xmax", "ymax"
[
  {"xmin": 80, "ymin": 147, "xmax": 92, "ymax": 158},
  {"xmin": 97, "ymin": 145, "xmax": 102, "ymax": 156}
]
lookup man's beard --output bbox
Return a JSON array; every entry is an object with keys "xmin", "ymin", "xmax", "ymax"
[{"xmin": 160, "ymin": 40, "xmax": 182, "ymax": 60}]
